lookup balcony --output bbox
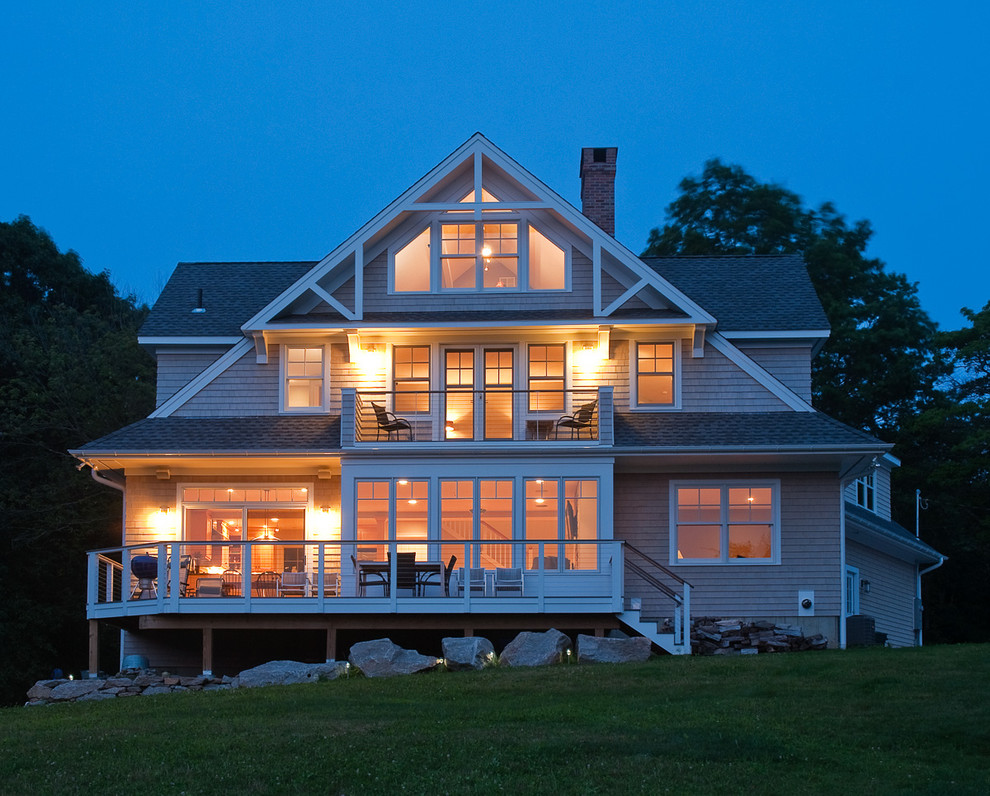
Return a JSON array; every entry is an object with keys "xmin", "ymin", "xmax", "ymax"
[
  {"xmin": 341, "ymin": 386, "xmax": 612, "ymax": 447},
  {"xmin": 88, "ymin": 539, "xmax": 626, "ymax": 620}
]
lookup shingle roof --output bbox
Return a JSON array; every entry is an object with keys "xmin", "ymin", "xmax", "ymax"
[
  {"xmin": 140, "ymin": 254, "xmax": 827, "ymax": 336},
  {"xmin": 642, "ymin": 254, "xmax": 829, "ymax": 332},
  {"xmin": 139, "ymin": 262, "xmax": 315, "ymax": 337},
  {"xmin": 614, "ymin": 411, "xmax": 883, "ymax": 449},
  {"xmin": 845, "ymin": 502, "xmax": 944, "ymax": 563},
  {"xmin": 73, "ymin": 416, "xmax": 341, "ymax": 454}
]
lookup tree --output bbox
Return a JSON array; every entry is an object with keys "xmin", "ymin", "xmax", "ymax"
[
  {"xmin": 0, "ymin": 216, "xmax": 155, "ymax": 705},
  {"xmin": 893, "ymin": 302, "xmax": 990, "ymax": 642},
  {"xmin": 643, "ymin": 159, "xmax": 943, "ymax": 436}
]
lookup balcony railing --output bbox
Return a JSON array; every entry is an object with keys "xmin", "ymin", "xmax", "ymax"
[
  {"xmin": 340, "ymin": 386, "xmax": 613, "ymax": 446},
  {"xmin": 87, "ymin": 539, "xmax": 625, "ymax": 617}
]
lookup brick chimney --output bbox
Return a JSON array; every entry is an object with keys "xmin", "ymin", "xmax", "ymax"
[{"xmin": 579, "ymin": 147, "xmax": 617, "ymax": 235}]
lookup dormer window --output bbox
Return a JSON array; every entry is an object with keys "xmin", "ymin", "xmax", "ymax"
[
  {"xmin": 282, "ymin": 345, "xmax": 326, "ymax": 413},
  {"xmin": 392, "ymin": 219, "xmax": 566, "ymax": 294},
  {"xmin": 856, "ymin": 473, "xmax": 876, "ymax": 512}
]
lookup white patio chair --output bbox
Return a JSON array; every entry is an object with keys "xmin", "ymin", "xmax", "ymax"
[
  {"xmin": 494, "ymin": 567, "xmax": 523, "ymax": 596},
  {"xmin": 278, "ymin": 571, "xmax": 311, "ymax": 597}
]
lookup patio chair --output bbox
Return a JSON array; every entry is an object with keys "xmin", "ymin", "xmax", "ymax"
[
  {"xmin": 388, "ymin": 551, "xmax": 419, "ymax": 596},
  {"xmin": 254, "ymin": 570, "xmax": 279, "ymax": 597},
  {"xmin": 166, "ymin": 554, "xmax": 192, "ymax": 597},
  {"xmin": 278, "ymin": 571, "xmax": 311, "ymax": 597},
  {"xmin": 457, "ymin": 567, "xmax": 486, "ymax": 597},
  {"xmin": 351, "ymin": 555, "xmax": 388, "ymax": 597},
  {"xmin": 221, "ymin": 569, "xmax": 243, "ymax": 597},
  {"xmin": 371, "ymin": 402, "xmax": 413, "ymax": 441},
  {"xmin": 494, "ymin": 567, "xmax": 524, "ymax": 596},
  {"xmin": 417, "ymin": 554, "xmax": 456, "ymax": 596},
  {"xmin": 196, "ymin": 577, "xmax": 224, "ymax": 597},
  {"xmin": 554, "ymin": 399, "xmax": 597, "ymax": 439}
]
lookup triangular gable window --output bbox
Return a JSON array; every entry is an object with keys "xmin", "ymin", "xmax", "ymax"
[{"xmin": 392, "ymin": 221, "xmax": 567, "ymax": 294}]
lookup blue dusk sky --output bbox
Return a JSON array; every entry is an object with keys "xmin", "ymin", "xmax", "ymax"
[{"xmin": 3, "ymin": 2, "xmax": 987, "ymax": 330}]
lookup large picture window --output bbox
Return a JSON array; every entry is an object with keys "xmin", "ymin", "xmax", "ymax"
[
  {"xmin": 181, "ymin": 486, "xmax": 309, "ymax": 574},
  {"xmin": 524, "ymin": 478, "xmax": 598, "ymax": 571},
  {"xmin": 392, "ymin": 218, "xmax": 566, "ymax": 294},
  {"xmin": 672, "ymin": 482, "xmax": 778, "ymax": 564}
]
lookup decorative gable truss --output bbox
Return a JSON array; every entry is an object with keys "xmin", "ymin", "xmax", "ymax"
[{"xmin": 241, "ymin": 134, "xmax": 717, "ymax": 357}]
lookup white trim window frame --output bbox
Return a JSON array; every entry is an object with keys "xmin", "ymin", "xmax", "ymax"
[
  {"xmin": 855, "ymin": 473, "xmax": 876, "ymax": 513},
  {"xmin": 280, "ymin": 344, "xmax": 328, "ymax": 414},
  {"xmin": 845, "ymin": 565, "xmax": 860, "ymax": 616},
  {"xmin": 669, "ymin": 480, "xmax": 780, "ymax": 565},
  {"xmin": 630, "ymin": 340, "xmax": 681, "ymax": 410},
  {"xmin": 388, "ymin": 218, "xmax": 570, "ymax": 295}
]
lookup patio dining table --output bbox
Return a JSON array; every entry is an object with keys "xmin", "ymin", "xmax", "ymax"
[{"xmin": 357, "ymin": 559, "xmax": 444, "ymax": 596}]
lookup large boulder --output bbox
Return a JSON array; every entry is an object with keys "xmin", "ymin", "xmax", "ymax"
[
  {"xmin": 49, "ymin": 680, "xmax": 103, "ymax": 701},
  {"xmin": 500, "ymin": 629, "xmax": 570, "ymax": 667},
  {"xmin": 237, "ymin": 660, "xmax": 349, "ymax": 688},
  {"xmin": 348, "ymin": 638, "xmax": 439, "ymax": 678},
  {"xmin": 442, "ymin": 636, "xmax": 495, "ymax": 671},
  {"xmin": 576, "ymin": 634, "xmax": 651, "ymax": 664}
]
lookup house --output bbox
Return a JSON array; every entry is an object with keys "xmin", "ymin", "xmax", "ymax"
[{"xmin": 72, "ymin": 134, "xmax": 944, "ymax": 675}]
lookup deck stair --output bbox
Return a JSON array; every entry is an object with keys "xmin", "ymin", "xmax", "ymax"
[{"xmin": 617, "ymin": 544, "xmax": 692, "ymax": 655}]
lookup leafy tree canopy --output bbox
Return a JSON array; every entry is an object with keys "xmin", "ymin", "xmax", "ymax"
[
  {"xmin": 643, "ymin": 159, "xmax": 943, "ymax": 435},
  {"xmin": 0, "ymin": 216, "xmax": 155, "ymax": 704}
]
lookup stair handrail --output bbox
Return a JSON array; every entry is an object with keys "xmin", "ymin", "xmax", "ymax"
[
  {"xmin": 624, "ymin": 543, "xmax": 692, "ymax": 587},
  {"xmin": 625, "ymin": 558, "xmax": 681, "ymax": 602}
]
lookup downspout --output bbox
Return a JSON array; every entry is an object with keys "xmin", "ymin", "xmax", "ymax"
[
  {"xmin": 88, "ymin": 465, "xmax": 127, "ymax": 673},
  {"xmin": 916, "ymin": 555, "xmax": 947, "ymax": 647}
]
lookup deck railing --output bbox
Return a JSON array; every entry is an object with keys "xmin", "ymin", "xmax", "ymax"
[
  {"xmin": 87, "ymin": 539, "xmax": 625, "ymax": 617},
  {"xmin": 341, "ymin": 386, "xmax": 613, "ymax": 446}
]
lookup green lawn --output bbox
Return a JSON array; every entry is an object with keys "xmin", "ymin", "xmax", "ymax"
[{"xmin": 1, "ymin": 645, "xmax": 988, "ymax": 795}]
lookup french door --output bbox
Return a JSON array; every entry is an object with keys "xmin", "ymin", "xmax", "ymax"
[{"xmin": 443, "ymin": 346, "xmax": 514, "ymax": 440}]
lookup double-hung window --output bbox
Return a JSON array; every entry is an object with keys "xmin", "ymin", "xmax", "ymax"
[
  {"xmin": 528, "ymin": 344, "xmax": 565, "ymax": 412},
  {"xmin": 672, "ymin": 482, "xmax": 778, "ymax": 564},
  {"xmin": 393, "ymin": 345, "xmax": 430, "ymax": 413},
  {"xmin": 634, "ymin": 342, "xmax": 676, "ymax": 407},
  {"xmin": 283, "ymin": 346, "xmax": 326, "ymax": 412}
]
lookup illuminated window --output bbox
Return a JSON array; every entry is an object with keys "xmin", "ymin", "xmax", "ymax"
[
  {"xmin": 394, "ymin": 228, "xmax": 431, "ymax": 292},
  {"xmin": 635, "ymin": 342, "xmax": 675, "ymax": 407},
  {"xmin": 284, "ymin": 346, "xmax": 325, "ymax": 411},
  {"xmin": 672, "ymin": 483, "xmax": 778, "ymax": 564},
  {"xmin": 528, "ymin": 344, "xmax": 565, "ymax": 412},
  {"xmin": 524, "ymin": 478, "xmax": 598, "ymax": 570},
  {"xmin": 528, "ymin": 227, "xmax": 565, "ymax": 290},
  {"xmin": 393, "ymin": 345, "xmax": 430, "ymax": 413},
  {"xmin": 440, "ymin": 222, "xmax": 518, "ymax": 290}
]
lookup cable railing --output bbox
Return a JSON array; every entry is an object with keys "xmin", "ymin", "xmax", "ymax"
[{"xmin": 347, "ymin": 387, "xmax": 607, "ymax": 444}]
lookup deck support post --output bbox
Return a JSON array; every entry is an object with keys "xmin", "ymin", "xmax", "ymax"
[
  {"xmin": 88, "ymin": 620, "xmax": 99, "ymax": 677},
  {"xmin": 202, "ymin": 627, "xmax": 213, "ymax": 676},
  {"xmin": 326, "ymin": 625, "xmax": 336, "ymax": 662}
]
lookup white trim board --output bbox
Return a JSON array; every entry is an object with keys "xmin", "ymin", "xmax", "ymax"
[{"xmin": 149, "ymin": 338, "xmax": 254, "ymax": 418}]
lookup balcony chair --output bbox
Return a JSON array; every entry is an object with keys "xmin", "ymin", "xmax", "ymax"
[
  {"xmin": 371, "ymin": 402, "xmax": 413, "ymax": 441},
  {"xmin": 419, "ymin": 554, "xmax": 457, "ymax": 596},
  {"xmin": 351, "ymin": 555, "xmax": 388, "ymax": 597},
  {"xmin": 388, "ymin": 551, "xmax": 419, "ymax": 596},
  {"xmin": 166, "ymin": 554, "xmax": 192, "ymax": 597},
  {"xmin": 278, "ymin": 571, "xmax": 311, "ymax": 597},
  {"xmin": 253, "ymin": 570, "xmax": 279, "ymax": 597},
  {"xmin": 195, "ymin": 577, "xmax": 224, "ymax": 597},
  {"xmin": 554, "ymin": 399, "xmax": 597, "ymax": 439},
  {"xmin": 494, "ymin": 567, "xmax": 524, "ymax": 596},
  {"xmin": 221, "ymin": 569, "xmax": 242, "ymax": 597}
]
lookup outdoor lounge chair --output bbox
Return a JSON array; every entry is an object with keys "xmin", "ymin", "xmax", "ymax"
[{"xmin": 457, "ymin": 567, "xmax": 486, "ymax": 597}]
